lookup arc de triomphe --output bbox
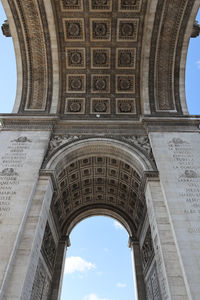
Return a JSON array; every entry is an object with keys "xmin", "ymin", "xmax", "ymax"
[{"xmin": 0, "ymin": 0, "xmax": 200, "ymax": 299}]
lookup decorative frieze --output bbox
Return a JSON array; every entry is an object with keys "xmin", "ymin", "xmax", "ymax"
[
  {"xmin": 141, "ymin": 227, "xmax": 154, "ymax": 270},
  {"xmin": 145, "ymin": 262, "xmax": 161, "ymax": 300},
  {"xmin": 30, "ymin": 259, "xmax": 51, "ymax": 300},
  {"xmin": 41, "ymin": 222, "xmax": 56, "ymax": 269},
  {"xmin": 44, "ymin": 135, "xmax": 153, "ymax": 164}
]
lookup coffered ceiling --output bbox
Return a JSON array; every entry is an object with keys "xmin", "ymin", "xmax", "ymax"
[
  {"xmin": 3, "ymin": 0, "xmax": 198, "ymax": 116},
  {"xmin": 52, "ymin": 155, "xmax": 145, "ymax": 236},
  {"xmin": 53, "ymin": 0, "xmax": 146, "ymax": 118}
]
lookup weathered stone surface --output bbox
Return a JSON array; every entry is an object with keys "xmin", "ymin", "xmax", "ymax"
[
  {"xmin": 150, "ymin": 132, "xmax": 200, "ymax": 299},
  {"xmin": 0, "ymin": 130, "xmax": 50, "ymax": 298}
]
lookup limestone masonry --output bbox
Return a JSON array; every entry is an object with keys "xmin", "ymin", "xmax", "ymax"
[{"xmin": 0, "ymin": 0, "xmax": 200, "ymax": 299}]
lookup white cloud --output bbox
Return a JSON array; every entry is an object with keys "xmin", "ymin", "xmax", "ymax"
[
  {"xmin": 83, "ymin": 294, "xmax": 108, "ymax": 300},
  {"xmin": 113, "ymin": 220, "xmax": 124, "ymax": 230},
  {"xmin": 116, "ymin": 282, "xmax": 127, "ymax": 288},
  {"xmin": 196, "ymin": 60, "xmax": 200, "ymax": 69},
  {"xmin": 64, "ymin": 256, "xmax": 95, "ymax": 274}
]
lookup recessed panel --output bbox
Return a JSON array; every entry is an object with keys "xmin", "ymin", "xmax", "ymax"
[{"xmin": 59, "ymin": 0, "xmax": 145, "ymax": 117}]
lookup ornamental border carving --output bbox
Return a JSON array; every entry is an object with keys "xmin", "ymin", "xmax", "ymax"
[
  {"xmin": 149, "ymin": 0, "xmax": 195, "ymax": 113},
  {"xmin": 42, "ymin": 135, "xmax": 156, "ymax": 169},
  {"xmin": 8, "ymin": 0, "xmax": 52, "ymax": 112}
]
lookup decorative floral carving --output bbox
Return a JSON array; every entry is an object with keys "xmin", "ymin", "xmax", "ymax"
[
  {"xmin": 91, "ymin": 98, "xmax": 110, "ymax": 114},
  {"xmin": 90, "ymin": 0, "xmax": 112, "ymax": 11},
  {"xmin": 141, "ymin": 227, "xmax": 154, "ymax": 270},
  {"xmin": 92, "ymin": 75, "xmax": 110, "ymax": 93},
  {"xmin": 66, "ymin": 48, "xmax": 85, "ymax": 69},
  {"xmin": 41, "ymin": 222, "xmax": 56, "ymax": 269},
  {"xmin": 11, "ymin": 136, "xmax": 32, "ymax": 143},
  {"xmin": 191, "ymin": 20, "xmax": 200, "ymax": 38},
  {"xmin": 46, "ymin": 134, "xmax": 152, "ymax": 159},
  {"xmin": 119, "ymin": 0, "xmax": 141, "ymax": 12},
  {"xmin": 65, "ymin": 98, "xmax": 85, "ymax": 114},
  {"xmin": 91, "ymin": 48, "xmax": 110, "ymax": 69},
  {"xmin": 116, "ymin": 75, "xmax": 135, "ymax": 93},
  {"xmin": 30, "ymin": 259, "xmax": 50, "ymax": 300},
  {"xmin": 48, "ymin": 135, "xmax": 81, "ymax": 155},
  {"xmin": 90, "ymin": 19, "xmax": 111, "ymax": 41},
  {"xmin": 116, "ymin": 48, "xmax": 136, "ymax": 69},
  {"xmin": 64, "ymin": 18, "xmax": 85, "ymax": 41},
  {"xmin": 116, "ymin": 98, "xmax": 136, "ymax": 114},
  {"xmin": 121, "ymin": 136, "xmax": 152, "ymax": 155},
  {"xmin": 180, "ymin": 170, "xmax": 199, "ymax": 178},
  {"xmin": 117, "ymin": 19, "xmax": 139, "ymax": 41},
  {"xmin": 62, "ymin": 0, "xmax": 83, "ymax": 10},
  {"xmin": 1, "ymin": 20, "xmax": 11, "ymax": 37},
  {"xmin": 66, "ymin": 74, "xmax": 86, "ymax": 93},
  {"xmin": 0, "ymin": 168, "xmax": 18, "ymax": 176}
]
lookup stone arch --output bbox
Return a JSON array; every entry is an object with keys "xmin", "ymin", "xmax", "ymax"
[
  {"xmin": 1, "ymin": 0, "xmax": 55, "ymax": 112},
  {"xmin": 36, "ymin": 137, "xmax": 158, "ymax": 299},
  {"xmin": 2, "ymin": 0, "xmax": 199, "ymax": 116}
]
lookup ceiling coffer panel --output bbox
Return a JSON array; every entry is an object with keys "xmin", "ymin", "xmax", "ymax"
[{"xmin": 54, "ymin": 0, "xmax": 146, "ymax": 119}]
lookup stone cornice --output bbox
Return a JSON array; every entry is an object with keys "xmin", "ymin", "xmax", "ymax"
[
  {"xmin": 0, "ymin": 115, "xmax": 200, "ymax": 131},
  {"xmin": 0, "ymin": 115, "xmax": 58, "ymax": 131}
]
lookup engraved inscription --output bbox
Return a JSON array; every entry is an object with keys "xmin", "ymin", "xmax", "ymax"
[
  {"xmin": 168, "ymin": 138, "xmax": 200, "ymax": 231},
  {"xmin": 0, "ymin": 137, "xmax": 32, "ymax": 218}
]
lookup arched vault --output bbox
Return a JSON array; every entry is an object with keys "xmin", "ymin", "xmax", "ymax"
[
  {"xmin": 2, "ymin": 0, "xmax": 199, "ymax": 116},
  {"xmin": 43, "ymin": 138, "xmax": 156, "ymax": 238}
]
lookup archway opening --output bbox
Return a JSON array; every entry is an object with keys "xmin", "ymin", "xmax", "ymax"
[
  {"xmin": 0, "ymin": 2, "xmax": 16, "ymax": 113},
  {"xmin": 185, "ymin": 8, "xmax": 200, "ymax": 114},
  {"xmin": 61, "ymin": 216, "xmax": 136, "ymax": 300},
  {"xmin": 41, "ymin": 139, "xmax": 158, "ymax": 299}
]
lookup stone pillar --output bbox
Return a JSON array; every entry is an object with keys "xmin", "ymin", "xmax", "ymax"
[
  {"xmin": 2, "ymin": 174, "xmax": 54, "ymax": 300},
  {"xmin": 145, "ymin": 177, "xmax": 189, "ymax": 299},
  {"xmin": 129, "ymin": 238, "xmax": 146, "ymax": 300},
  {"xmin": 49, "ymin": 236, "xmax": 70, "ymax": 300},
  {"xmin": 0, "ymin": 130, "xmax": 51, "ymax": 299},
  {"xmin": 149, "ymin": 131, "xmax": 200, "ymax": 299}
]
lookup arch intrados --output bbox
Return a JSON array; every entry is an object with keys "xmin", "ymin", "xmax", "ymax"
[
  {"xmin": 66, "ymin": 207, "xmax": 132, "ymax": 237},
  {"xmin": 48, "ymin": 140, "xmax": 149, "ymax": 238},
  {"xmin": 179, "ymin": 1, "xmax": 200, "ymax": 115},
  {"xmin": 45, "ymin": 138, "xmax": 154, "ymax": 175},
  {"xmin": 1, "ymin": 0, "xmax": 23, "ymax": 113}
]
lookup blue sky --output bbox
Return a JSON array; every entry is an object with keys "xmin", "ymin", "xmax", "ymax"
[
  {"xmin": 61, "ymin": 217, "xmax": 135, "ymax": 300},
  {"xmin": 0, "ymin": 3, "xmax": 199, "ymax": 300}
]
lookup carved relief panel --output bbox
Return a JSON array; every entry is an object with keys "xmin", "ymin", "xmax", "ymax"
[{"xmin": 30, "ymin": 259, "xmax": 51, "ymax": 300}]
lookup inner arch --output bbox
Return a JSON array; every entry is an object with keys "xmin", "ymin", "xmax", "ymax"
[{"xmin": 51, "ymin": 154, "xmax": 146, "ymax": 238}]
